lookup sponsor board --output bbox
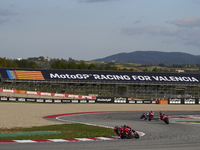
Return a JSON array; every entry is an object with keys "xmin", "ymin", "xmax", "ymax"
[
  {"xmin": 26, "ymin": 91, "xmax": 38, "ymax": 95},
  {"xmin": 45, "ymin": 99, "xmax": 53, "ymax": 103},
  {"xmin": 8, "ymin": 97, "xmax": 17, "ymax": 101},
  {"xmin": 88, "ymin": 100, "xmax": 96, "ymax": 103},
  {"xmin": 18, "ymin": 98, "xmax": 26, "ymax": 102},
  {"xmin": 80, "ymin": 100, "xmax": 87, "ymax": 103},
  {"xmin": 128, "ymin": 100, "xmax": 136, "ymax": 104},
  {"xmin": 184, "ymin": 98, "xmax": 195, "ymax": 104},
  {"xmin": 169, "ymin": 98, "xmax": 181, "ymax": 104},
  {"xmin": 40, "ymin": 92, "xmax": 52, "ymax": 96},
  {"xmin": 36, "ymin": 99, "xmax": 44, "ymax": 103},
  {"xmin": 0, "ymin": 97, "xmax": 8, "ymax": 101},
  {"xmin": 26, "ymin": 98, "xmax": 36, "ymax": 102},
  {"xmin": 136, "ymin": 100, "xmax": 143, "ymax": 104},
  {"xmin": 62, "ymin": 99, "xmax": 71, "ymax": 103},
  {"xmin": 114, "ymin": 97, "xmax": 127, "ymax": 103},
  {"xmin": 54, "ymin": 99, "xmax": 62, "ymax": 103},
  {"xmin": 2, "ymin": 89, "xmax": 15, "ymax": 93},
  {"xmin": 96, "ymin": 97, "xmax": 113, "ymax": 103},
  {"xmin": 143, "ymin": 100, "xmax": 152, "ymax": 104},
  {"xmin": 71, "ymin": 100, "xmax": 79, "ymax": 103}
]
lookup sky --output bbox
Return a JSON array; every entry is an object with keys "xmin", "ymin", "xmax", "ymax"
[{"xmin": 1, "ymin": 0, "xmax": 200, "ymax": 61}]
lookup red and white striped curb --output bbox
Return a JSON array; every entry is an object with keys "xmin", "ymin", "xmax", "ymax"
[
  {"xmin": 0, "ymin": 136, "xmax": 121, "ymax": 143},
  {"xmin": 0, "ymin": 132, "xmax": 145, "ymax": 143}
]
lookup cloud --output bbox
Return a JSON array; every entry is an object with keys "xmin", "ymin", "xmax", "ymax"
[
  {"xmin": 167, "ymin": 16, "xmax": 200, "ymax": 27},
  {"xmin": 79, "ymin": 0, "xmax": 111, "ymax": 2},
  {"xmin": 0, "ymin": 9, "xmax": 17, "ymax": 16},
  {"xmin": 134, "ymin": 20, "xmax": 142, "ymax": 24},
  {"xmin": 121, "ymin": 25, "xmax": 200, "ymax": 46},
  {"xmin": 0, "ymin": 18, "xmax": 9, "ymax": 24}
]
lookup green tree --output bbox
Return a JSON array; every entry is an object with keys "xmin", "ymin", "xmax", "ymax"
[
  {"xmin": 67, "ymin": 61, "xmax": 77, "ymax": 69},
  {"xmin": 98, "ymin": 64, "xmax": 105, "ymax": 70},
  {"xmin": 0, "ymin": 58, "xmax": 17, "ymax": 68},
  {"xmin": 88, "ymin": 63, "xmax": 97, "ymax": 70},
  {"xmin": 152, "ymin": 67, "xmax": 158, "ymax": 72},
  {"xmin": 143, "ymin": 68, "xmax": 149, "ymax": 72},
  {"xmin": 14, "ymin": 59, "xmax": 41, "ymax": 68},
  {"xmin": 77, "ymin": 61, "xmax": 87, "ymax": 70},
  {"xmin": 50, "ymin": 59, "xmax": 66, "ymax": 69}
]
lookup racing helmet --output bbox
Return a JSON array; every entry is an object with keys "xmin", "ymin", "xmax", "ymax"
[{"xmin": 114, "ymin": 126, "xmax": 118, "ymax": 131}]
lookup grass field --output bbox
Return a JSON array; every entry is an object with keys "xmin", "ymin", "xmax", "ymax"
[{"xmin": 0, "ymin": 124, "xmax": 116, "ymax": 140}]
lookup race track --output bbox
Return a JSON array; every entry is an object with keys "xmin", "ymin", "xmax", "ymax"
[{"xmin": 1, "ymin": 111, "xmax": 200, "ymax": 150}]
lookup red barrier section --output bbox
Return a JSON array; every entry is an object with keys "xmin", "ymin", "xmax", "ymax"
[{"xmin": 0, "ymin": 88, "xmax": 96, "ymax": 99}]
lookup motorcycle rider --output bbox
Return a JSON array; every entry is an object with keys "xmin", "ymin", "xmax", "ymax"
[
  {"xmin": 145, "ymin": 110, "xmax": 154, "ymax": 120},
  {"xmin": 159, "ymin": 111, "xmax": 163, "ymax": 120},
  {"xmin": 149, "ymin": 110, "xmax": 154, "ymax": 115},
  {"xmin": 114, "ymin": 125, "xmax": 136, "ymax": 137}
]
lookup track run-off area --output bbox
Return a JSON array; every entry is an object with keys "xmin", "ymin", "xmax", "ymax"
[{"xmin": 0, "ymin": 103, "xmax": 200, "ymax": 150}]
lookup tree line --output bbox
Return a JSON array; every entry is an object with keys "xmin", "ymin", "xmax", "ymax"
[
  {"xmin": 0, "ymin": 58, "xmax": 41, "ymax": 68},
  {"xmin": 2, "ymin": 57, "xmax": 197, "ymax": 73}
]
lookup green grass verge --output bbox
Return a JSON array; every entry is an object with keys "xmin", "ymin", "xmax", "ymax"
[{"xmin": 0, "ymin": 124, "xmax": 116, "ymax": 140}]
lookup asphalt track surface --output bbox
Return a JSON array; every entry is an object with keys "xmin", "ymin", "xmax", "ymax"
[{"xmin": 1, "ymin": 111, "xmax": 200, "ymax": 150}]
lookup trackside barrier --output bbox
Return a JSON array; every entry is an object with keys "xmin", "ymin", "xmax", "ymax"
[
  {"xmin": 0, "ymin": 88, "xmax": 96, "ymax": 100},
  {"xmin": 0, "ymin": 96, "xmax": 157, "ymax": 104},
  {"xmin": 1, "ymin": 96, "xmax": 199, "ymax": 104},
  {"xmin": 168, "ymin": 98, "xmax": 200, "ymax": 104},
  {"xmin": 158, "ymin": 100, "xmax": 168, "ymax": 104}
]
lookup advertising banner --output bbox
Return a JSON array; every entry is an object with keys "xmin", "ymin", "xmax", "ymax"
[
  {"xmin": 26, "ymin": 98, "xmax": 36, "ymax": 102},
  {"xmin": 168, "ymin": 98, "xmax": 182, "ymax": 104},
  {"xmin": 183, "ymin": 98, "xmax": 196, "ymax": 104},
  {"xmin": 114, "ymin": 97, "xmax": 127, "ymax": 103},
  {"xmin": 71, "ymin": 99, "xmax": 80, "ymax": 103},
  {"xmin": 45, "ymin": 99, "xmax": 53, "ymax": 103},
  {"xmin": 62, "ymin": 99, "xmax": 71, "ymax": 103},
  {"xmin": 8, "ymin": 97, "xmax": 17, "ymax": 101},
  {"xmin": 54, "ymin": 99, "xmax": 62, "ymax": 103},
  {"xmin": 96, "ymin": 97, "xmax": 114, "ymax": 103},
  {"xmin": 1, "ymin": 68, "xmax": 200, "ymax": 84},
  {"xmin": 18, "ymin": 98, "xmax": 26, "ymax": 102},
  {"xmin": 0, "ymin": 97, "xmax": 8, "ymax": 101},
  {"xmin": 127, "ymin": 100, "xmax": 136, "ymax": 104}
]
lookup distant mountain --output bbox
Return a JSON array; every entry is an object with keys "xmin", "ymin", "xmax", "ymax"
[{"xmin": 92, "ymin": 51, "xmax": 200, "ymax": 65}]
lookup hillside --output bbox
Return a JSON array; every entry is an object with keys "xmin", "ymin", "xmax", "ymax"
[{"xmin": 92, "ymin": 51, "xmax": 200, "ymax": 65}]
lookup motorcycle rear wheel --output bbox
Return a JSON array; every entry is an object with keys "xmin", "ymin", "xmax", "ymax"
[{"xmin": 140, "ymin": 114, "xmax": 145, "ymax": 119}]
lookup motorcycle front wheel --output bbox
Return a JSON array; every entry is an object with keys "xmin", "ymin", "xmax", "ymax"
[
  {"xmin": 134, "ymin": 132, "xmax": 139, "ymax": 139},
  {"xmin": 164, "ymin": 118, "xmax": 169, "ymax": 124}
]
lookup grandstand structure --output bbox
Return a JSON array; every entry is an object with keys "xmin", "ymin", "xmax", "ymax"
[{"xmin": 1, "ymin": 68, "xmax": 200, "ymax": 100}]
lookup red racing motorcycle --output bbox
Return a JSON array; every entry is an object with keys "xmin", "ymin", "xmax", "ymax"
[
  {"xmin": 148, "ymin": 111, "xmax": 154, "ymax": 121},
  {"xmin": 161, "ymin": 114, "xmax": 169, "ymax": 124},
  {"xmin": 114, "ymin": 125, "xmax": 139, "ymax": 139}
]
